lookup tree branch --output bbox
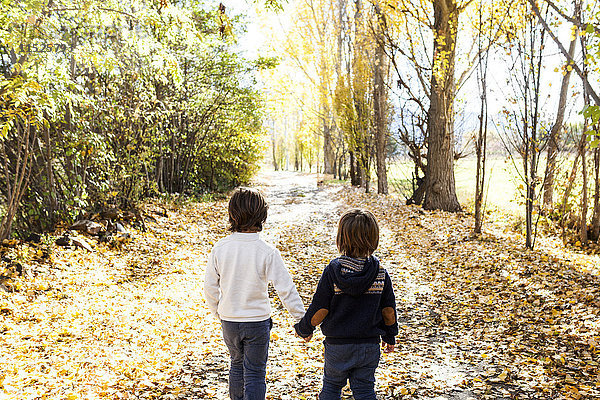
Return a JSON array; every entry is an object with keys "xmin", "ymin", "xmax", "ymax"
[
  {"xmin": 542, "ymin": 0, "xmax": 600, "ymax": 35},
  {"xmin": 528, "ymin": 0, "xmax": 600, "ymax": 105}
]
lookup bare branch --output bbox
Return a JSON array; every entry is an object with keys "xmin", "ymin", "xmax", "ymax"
[
  {"xmin": 527, "ymin": 0, "xmax": 600, "ymax": 105},
  {"xmin": 542, "ymin": 0, "xmax": 600, "ymax": 35}
]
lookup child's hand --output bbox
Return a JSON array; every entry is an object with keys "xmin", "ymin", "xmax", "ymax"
[
  {"xmin": 295, "ymin": 331, "xmax": 313, "ymax": 342},
  {"xmin": 382, "ymin": 342, "xmax": 394, "ymax": 353}
]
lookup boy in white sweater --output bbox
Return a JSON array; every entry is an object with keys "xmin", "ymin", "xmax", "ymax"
[{"xmin": 204, "ymin": 187, "xmax": 305, "ymax": 400}]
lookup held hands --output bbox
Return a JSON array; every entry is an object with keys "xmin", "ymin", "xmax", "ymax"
[
  {"xmin": 295, "ymin": 331, "xmax": 313, "ymax": 342},
  {"xmin": 382, "ymin": 341, "xmax": 395, "ymax": 353},
  {"xmin": 293, "ymin": 322, "xmax": 312, "ymax": 342}
]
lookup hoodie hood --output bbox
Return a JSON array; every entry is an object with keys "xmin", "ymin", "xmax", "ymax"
[{"xmin": 331, "ymin": 256, "xmax": 380, "ymax": 296}]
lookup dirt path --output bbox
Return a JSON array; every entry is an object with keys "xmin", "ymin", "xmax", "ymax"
[
  {"xmin": 184, "ymin": 170, "xmax": 489, "ymax": 399},
  {"xmin": 2, "ymin": 170, "xmax": 598, "ymax": 400},
  {"xmin": 181, "ymin": 170, "xmax": 346, "ymax": 399}
]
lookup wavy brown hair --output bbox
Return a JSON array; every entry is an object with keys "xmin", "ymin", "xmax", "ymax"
[
  {"xmin": 228, "ymin": 187, "xmax": 268, "ymax": 232},
  {"xmin": 336, "ymin": 209, "xmax": 379, "ymax": 258}
]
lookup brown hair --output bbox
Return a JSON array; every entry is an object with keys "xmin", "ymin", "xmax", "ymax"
[
  {"xmin": 336, "ymin": 208, "xmax": 379, "ymax": 258},
  {"xmin": 228, "ymin": 187, "xmax": 268, "ymax": 232}
]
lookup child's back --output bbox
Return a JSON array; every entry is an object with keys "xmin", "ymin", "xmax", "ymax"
[
  {"xmin": 294, "ymin": 209, "xmax": 398, "ymax": 400},
  {"xmin": 206, "ymin": 232, "xmax": 304, "ymax": 322},
  {"xmin": 204, "ymin": 187, "xmax": 304, "ymax": 400},
  {"xmin": 304, "ymin": 255, "xmax": 395, "ymax": 344}
]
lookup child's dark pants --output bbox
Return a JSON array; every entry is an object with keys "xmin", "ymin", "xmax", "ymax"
[
  {"xmin": 221, "ymin": 318, "xmax": 272, "ymax": 400},
  {"xmin": 319, "ymin": 342, "xmax": 380, "ymax": 400}
]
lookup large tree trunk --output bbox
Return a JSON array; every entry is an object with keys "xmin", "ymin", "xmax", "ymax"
[
  {"xmin": 373, "ymin": 6, "xmax": 388, "ymax": 195},
  {"xmin": 543, "ymin": 28, "xmax": 578, "ymax": 209},
  {"xmin": 423, "ymin": 0, "xmax": 461, "ymax": 211}
]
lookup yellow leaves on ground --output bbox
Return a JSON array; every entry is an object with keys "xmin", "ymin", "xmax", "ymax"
[
  {"xmin": 339, "ymin": 182, "xmax": 600, "ymax": 399},
  {"xmin": 1, "ymin": 171, "xmax": 600, "ymax": 399},
  {"xmin": 0, "ymin": 199, "xmax": 231, "ymax": 399}
]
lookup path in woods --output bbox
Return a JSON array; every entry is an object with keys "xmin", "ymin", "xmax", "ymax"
[
  {"xmin": 2, "ymin": 170, "xmax": 599, "ymax": 399},
  {"xmin": 183, "ymin": 170, "xmax": 489, "ymax": 400},
  {"xmin": 183, "ymin": 170, "xmax": 600, "ymax": 400}
]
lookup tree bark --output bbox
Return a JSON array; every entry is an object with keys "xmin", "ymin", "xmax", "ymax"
[
  {"xmin": 323, "ymin": 115, "xmax": 335, "ymax": 174},
  {"xmin": 360, "ymin": 140, "xmax": 370, "ymax": 193},
  {"xmin": 349, "ymin": 150, "xmax": 359, "ymax": 186},
  {"xmin": 591, "ymin": 146, "xmax": 600, "ymax": 240},
  {"xmin": 373, "ymin": 5, "xmax": 388, "ymax": 195},
  {"xmin": 525, "ymin": 21, "xmax": 545, "ymax": 250},
  {"xmin": 474, "ymin": 76, "xmax": 488, "ymax": 234},
  {"xmin": 474, "ymin": 3, "xmax": 489, "ymax": 234},
  {"xmin": 423, "ymin": 0, "xmax": 461, "ymax": 211},
  {"xmin": 580, "ymin": 143, "xmax": 588, "ymax": 243},
  {"xmin": 560, "ymin": 134, "xmax": 586, "ymax": 243},
  {"xmin": 0, "ymin": 120, "xmax": 36, "ymax": 240},
  {"xmin": 542, "ymin": 8, "xmax": 578, "ymax": 210},
  {"xmin": 321, "ymin": 48, "xmax": 335, "ymax": 174},
  {"xmin": 43, "ymin": 121, "xmax": 57, "ymax": 223},
  {"xmin": 580, "ymin": 55, "xmax": 590, "ymax": 243}
]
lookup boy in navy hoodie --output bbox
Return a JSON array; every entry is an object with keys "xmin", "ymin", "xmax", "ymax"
[{"xmin": 294, "ymin": 209, "xmax": 398, "ymax": 400}]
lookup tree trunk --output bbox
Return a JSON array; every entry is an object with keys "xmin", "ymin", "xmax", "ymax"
[
  {"xmin": 360, "ymin": 141, "xmax": 370, "ymax": 193},
  {"xmin": 543, "ymin": 29, "xmax": 578, "ymax": 210},
  {"xmin": 349, "ymin": 150, "xmax": 359, "ymax": 186},
  {"xmin": 373, "ymin": 5, "xmax": 388, "ymax": 195},
  {"xmin": 591, "ymin": 146, "xmax": 600, "ymax": 241},
  {"xmin": 561, "ymin": 134, "xmax": 586, "ymax": 243},
  {"xmin": 474, "ymin": 4, "xmax": 489, "ymax": 234},
  {"xmin": 474, "ymin": 87, "xmax": 488, "ymax": 234},
  {"xmin": 321, "ymin": 46, "xmax": 334, "ymax": 175},
  {"xmin": 580, "ymin": 144, "xmax": 588, "ymax": 243},
  {"xmin": 323, "ymin": 117, "xmax": 334, "ymax": 174},
  {"xmin": 0, "ymin": 120, "xmax": 35, "ymax": 240},
  {"xmin": 43, "ymin": 122, "xmax": 57, "ymax": 223},
  {"xmin": 423, "ymin": 0, "xmax": 461, "ymax": 211},
  {"xmin": 525, "ymin": 21, "xmax": 545, "ymax": 250},
  {"xmin": 580, "ymin": 70, "xmax": 590, "ymax": 243}
]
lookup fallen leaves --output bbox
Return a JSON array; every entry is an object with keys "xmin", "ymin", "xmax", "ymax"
[
  {"xmin": 339, "ymin": 183, "xmax": 600, "ymax": 399},
  {"xmin": 1, "ymin": 171, "xmax": 599, "ymax": 399},
  {"xmin": 0, "ymin": 198, "xmax": 231, "ymax": 400}
]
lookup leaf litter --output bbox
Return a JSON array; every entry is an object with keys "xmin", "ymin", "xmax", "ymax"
[{"xmin": 0, "ymin": 171, "xmax": 599, "ymax": 399}]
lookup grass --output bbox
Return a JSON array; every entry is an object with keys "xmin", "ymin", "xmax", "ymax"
[{"xmin": 387, "ymin": 156, "xmax": 528, "ymax": 215}]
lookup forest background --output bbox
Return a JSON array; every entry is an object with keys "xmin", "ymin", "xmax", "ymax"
[
  {"xmin": 1, "ymin": 0, "xmax": 600, "ymax": 250},
  {"xmin": 1, "ymin": 0, "xmax": 600, "ymax": 399}
]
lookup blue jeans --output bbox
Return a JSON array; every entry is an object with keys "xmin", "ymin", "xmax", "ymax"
[
  {"xmin": 319, "ymin": 342, "xmax": 380, "ymax": 400},
  {"xmin": 221, "ymin": 318, "xmax": 272, "ymax": 400}
]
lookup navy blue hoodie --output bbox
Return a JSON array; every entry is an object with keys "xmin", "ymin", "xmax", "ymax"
[{"xmin": 294, "ymin": 256, "xmax": 398, "ymax": 345}]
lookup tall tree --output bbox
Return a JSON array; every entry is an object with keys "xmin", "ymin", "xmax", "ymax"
[
  {"xmin": 373, "ymin": 2, "xmax": 389, "ymax": 194},
  {"xmin": 474, "ymin": 0, "xmax": 493, "ymax": 234},
  {"xmin": 542, "ymin": 1, "xmax": 580, "ymax": 210},
  {"xmin": 423, "ymin": 0, "xmax": 462, "ymax": 211}
]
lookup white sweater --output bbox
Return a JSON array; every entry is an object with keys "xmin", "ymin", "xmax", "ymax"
[{"xmin": 204, "ymin": 232, "xmax": 305, "ymax": 322}]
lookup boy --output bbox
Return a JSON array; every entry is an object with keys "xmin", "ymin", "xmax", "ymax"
[
  {"xmin": 294, "ymin": 208, "xmax": 398, "ymax": 400},
  {"xmin": 204, "ymin": 187, "xmax": 305, "ymax": 400}
]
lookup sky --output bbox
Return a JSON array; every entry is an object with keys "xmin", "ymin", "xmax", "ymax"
[
  {"xmin": 223, "ymin": 0, "xmax": 268, "ymax": 59},
  {"xmin": 221, "ymin": 0, "xmax": 590, "ymax": 134}
]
